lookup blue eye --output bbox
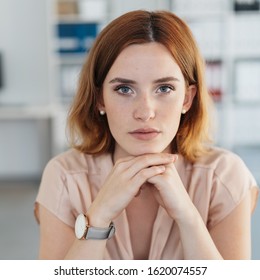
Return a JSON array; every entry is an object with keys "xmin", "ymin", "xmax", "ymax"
[
  {"xmin": 157, "ymin": 85, "xmax": 174, "ymax": 94},
  {"xmin": 115, "ymin": 85, "xmax": 133, "ymax": 95}
]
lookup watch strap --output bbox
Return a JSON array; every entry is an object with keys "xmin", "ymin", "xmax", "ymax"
[{"xmin": 85, "ymin": 222, "xmax": 115, "ymax": 240}]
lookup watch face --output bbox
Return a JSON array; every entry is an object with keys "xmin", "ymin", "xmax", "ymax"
[{"xmin": 75, "ymin": 214, "xmax": 87, "ymax": 239}]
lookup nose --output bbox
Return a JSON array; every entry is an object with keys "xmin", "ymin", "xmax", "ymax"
[{"xmin": 133, "ymin": 94, "xmax": 155, "ymax": 121}]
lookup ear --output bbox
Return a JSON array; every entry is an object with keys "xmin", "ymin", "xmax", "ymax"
[
  {"xmin": 98, "ymin": 103, "xmax": 105, "ymax": 112},
  {"xmin": 97, "ymin": 103, "xmax": 106, "ymax": 116},
  {"xmin": 97, "ymin": 90, "xmax": 106, "ymax": 112},
  {"xmin": 182, "ymin": 85, "xmax": 197, "ymax": 113}
]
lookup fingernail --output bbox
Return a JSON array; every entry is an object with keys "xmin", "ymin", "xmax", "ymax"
[{"xmin": 159, "ymin": 166, "xmax": 166, "ymax": 172}]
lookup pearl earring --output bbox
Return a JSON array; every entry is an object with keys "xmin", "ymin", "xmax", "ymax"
[
  {"xmin": 182, "ymin": 109, "xmax": 186, "ymax": 114},
  {"xmin": 99, "ymin": 110, "xmax": 106, "ymax": 115}
]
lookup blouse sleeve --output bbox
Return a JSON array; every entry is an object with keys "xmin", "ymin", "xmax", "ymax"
[
  {"xmin": 207, "ymin": 152, "xmax": 259, "ymax": 229},
  {"xmin": 35, "ymin": 157, "xmax": 75, "ymax": 227}
]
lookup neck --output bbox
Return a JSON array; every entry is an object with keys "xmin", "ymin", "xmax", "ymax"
[{"xmin": 112, "ymin": 146, "xmax": 132, "ymax": 164}]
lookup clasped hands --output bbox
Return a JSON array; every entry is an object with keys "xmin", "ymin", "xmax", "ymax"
[{"xmin": 87, "ymin": 153, "xmax": 192, "ymax": 228}]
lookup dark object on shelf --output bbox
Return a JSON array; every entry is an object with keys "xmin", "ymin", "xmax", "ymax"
[
  {"xmin": 234, "ymin": 0, "xmax": 260, "ymax": 12},
  {"xmin": 206, "ymin": 60, "xmax": 223, "ymax": 103},
  {"xmin": 57, "ymin": 23, "xmax": 98, "ymax": 54},
  {"xmin": 0, "ymin": 53, "xmax": 3, "ymax": 89},
  {"xmin": 57, "ymin": 1, "xmax": 78, "ymax": 16}
]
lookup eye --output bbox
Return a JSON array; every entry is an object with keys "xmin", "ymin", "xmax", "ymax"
[
  {"xmin": 157, "ymin": 85, "xmax": 175, "ymax": 94},
  {"xmin": 114, "ymin": 85, "xmax": 133, "ymax": 95}
]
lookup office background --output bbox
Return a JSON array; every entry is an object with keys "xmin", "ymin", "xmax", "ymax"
[{"xmin": 0, "ymin": 0, "xmax": 259, "ymax": 259}]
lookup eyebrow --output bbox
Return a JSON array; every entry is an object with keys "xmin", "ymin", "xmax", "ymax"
[
  {"xmin": 109, "ymin": 77, "xmax": 136, "ymax": 84},
  {"xmin": 109, "ymin": 76, "xmax": 180, "ymax": 84},
  {"xmin": 154, "ymin": 76, "xmax": 180, "ymax": 83}
]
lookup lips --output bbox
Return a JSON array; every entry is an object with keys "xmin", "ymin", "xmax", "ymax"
[{"xmin": 129, "ymin": 128, "xmax": 161, "ymax": 140}]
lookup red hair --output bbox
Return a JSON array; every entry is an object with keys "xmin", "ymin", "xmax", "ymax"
[{"xmin": 67, "ymin": 10, "xmax": 213, "ymax": 162}]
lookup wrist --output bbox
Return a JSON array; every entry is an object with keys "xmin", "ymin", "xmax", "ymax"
[
  {"xmin": 86, "ymin": 208, "xmax": 112, "ymax": 228},
  {"xmin": 174, "ymin": 205, "xmax": 201, "ymax": 228},
  {"xmin": 75, "ymin": 213, "xmax": 115, "ymax": 240}
]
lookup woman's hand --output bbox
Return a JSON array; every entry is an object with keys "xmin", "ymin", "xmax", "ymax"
[
  {"xmin": 147, "ymin": 160, "xmax": 194, "ymax": 222},
  {"xmin": 87, "ymin": 153, "xmax": 176, "ymax": 227}
]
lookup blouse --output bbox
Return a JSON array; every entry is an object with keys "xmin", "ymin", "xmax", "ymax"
[{"xmin": 35, "ymin": 147, "xmax": 259, "ymax": 259}]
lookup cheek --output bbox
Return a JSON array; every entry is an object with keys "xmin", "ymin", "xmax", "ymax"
[
  {"xmin": 104, "ymin": 95, "xmax": 131, "ymax": 124},
  {"xmin": 105, "ymin": 106, "xmax": 129, "ymax": 132},
  {"xmin": 161, "ymin": 105, "xmax": 183, "ymax": 133},
  {"xmin": 162, "ymin": 101, "xmax": 182, "ymax": 119}
]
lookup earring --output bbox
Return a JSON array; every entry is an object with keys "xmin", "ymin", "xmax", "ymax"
[
  {"xmin": 182, "ymin": 109, "xmax": 186, "ymax": 114},
  {"xmin": 99, "ymin": 110, "xmax": 106, "ymax": 115}
]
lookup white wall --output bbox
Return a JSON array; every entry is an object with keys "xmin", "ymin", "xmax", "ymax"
[
  {"xmin": 0, "ymin": 0, "xmax": 50, "ymax": 178},
  {"xmin": 108, "ymin": 0, "xmax": 170, "ymax": 20},
  {"xmin": 0, "ymin": 119, "xmax": 51, "ymax": 179},
  {"xmin": 0, "ymin": 0, "xmax": 49, "ymax": 105}
]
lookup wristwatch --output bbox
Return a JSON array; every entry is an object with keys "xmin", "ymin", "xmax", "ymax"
[{"xmin": 75, "ymin": 213, "xmax": 115, "ymax": 240}]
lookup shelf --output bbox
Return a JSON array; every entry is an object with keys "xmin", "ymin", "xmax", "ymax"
[
  {"xmin": 1, "ymin": 0, "xmax": 260, "ymax": 180},
  {"xmin": 0, "ymin": 104, "xmax": 70, "ymax": 120},
  {"xmin": 56, "ymin": 15, "xmax": 103, "ymax": 24},
  {"xmin": 56, "ymin": 52, "xmax": 87, "ymax": 64},
  {"xmin": 55, "ymin": 0, "xmax": 108, "ymax": 23},
  {"xmin": 0, "ymin": 106, "xmax": 53, "ymax": 120},
  {"xmin": 47, "ymin": 0, "xmax": 260, "ymax": 152},
  {"xmin": 175, "ymin": 11, "xmax": 229, "ymax": 20}
]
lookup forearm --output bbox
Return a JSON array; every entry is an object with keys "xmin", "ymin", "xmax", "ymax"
[
  {"xmin": 65, "ymin": 211, "xmax": 111, "ymax": 260},
  {"xmin": 65, "ymin": 239, "xmax": 107, "ymax": 260},
  {"xmin": 176, "ymin": 206, "xmax": 223, "ymax": 260}
]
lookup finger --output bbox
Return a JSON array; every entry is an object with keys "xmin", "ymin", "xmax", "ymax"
[
  {"xmin": 112, "ymin": 153, "xmax": 173, "ymax": 181},
  {"xmin": 113, "ymin": 153, "xmax": 177, "ymax": 175},
  {"xmin": 134, "ymin": 188, "xmax": 142, "ymax": 197},
  {"xmin": 130, "ymin": 165, "xmax": 166, "ymax": 195},
  {"xmin": 126, "ymin": 153, "xmax": 177, "ymax": 179},
  {"xmin": 112, "ymin": 156, "xmax": 136, "ymax": 175}
]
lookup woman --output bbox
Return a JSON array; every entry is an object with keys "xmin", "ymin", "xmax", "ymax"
[{"xmin": 35, "ymin": 10, "xmax": 258, "ymax": 259}]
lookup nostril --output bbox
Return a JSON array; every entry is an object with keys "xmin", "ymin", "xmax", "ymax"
[{"xmin": 133, "ymin": 108, "xmax": 155, "ymax": 121}]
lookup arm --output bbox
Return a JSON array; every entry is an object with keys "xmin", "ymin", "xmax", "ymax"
[
  {"xmin": 209, "ymin": 191, "xmax": 251, "ymax": 259},
  {"xmin": 38, "ymin": 204, "xmax": 75, "ymax": 259},
  {"xmin": 148, "ymin": 163, "xmax": 252, "ymax": 260},
  {"xmin": 38, "ymin": 205, "xmax": 109, "ymax": 259},
  {"xmin": 38, "ymin": 153, "xmax": 176, "ymax": 259},
  {"xmin": 176, "ymin": 191, "xmax": 251, "ymax": 259}
]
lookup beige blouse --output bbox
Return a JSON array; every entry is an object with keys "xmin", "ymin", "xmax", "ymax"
[{"xmin": 35, "ymin": 147, "xmax": 258, "ymax": 259}]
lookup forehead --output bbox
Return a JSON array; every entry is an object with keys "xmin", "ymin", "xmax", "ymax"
[{"xmin": 105, "ymin": 42, "xmax": 184, "ymax": 81}]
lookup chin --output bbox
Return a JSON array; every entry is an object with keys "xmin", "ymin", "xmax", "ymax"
[{"xmin": 127, "ymin": 145, "xmax": 169, "ymax": 156}]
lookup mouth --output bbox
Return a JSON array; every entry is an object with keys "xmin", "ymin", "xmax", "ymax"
[{"xmin": 129, "ymin": 128, "xmax": 161, "ymax": 140}]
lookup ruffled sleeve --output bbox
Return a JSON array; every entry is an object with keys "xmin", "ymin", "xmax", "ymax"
[
  {"xmin": 207, "ymin": 151, "xmax": 259, "ymax": 229},
  {"xmin": 34, "ymin": 150, "xmax": 111, "ymax": 228},
  {"xmin": 35, "ymin": 157, "xmax": 76, "ymax": 227}
]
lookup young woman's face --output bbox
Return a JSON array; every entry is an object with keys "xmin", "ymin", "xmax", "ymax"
[{"xmin": 101, "ymin": 42, "xmax": 196, "ymax": 159}]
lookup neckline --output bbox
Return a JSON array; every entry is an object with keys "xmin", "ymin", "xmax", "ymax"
[{"xmin": 101, "ymin": 153, "xmax": 180, "ymax": 259}]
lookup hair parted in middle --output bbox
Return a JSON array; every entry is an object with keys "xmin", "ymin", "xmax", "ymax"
[{"xmin": 67, "ymin": 10, "xmax": 213, "ymax": 162}]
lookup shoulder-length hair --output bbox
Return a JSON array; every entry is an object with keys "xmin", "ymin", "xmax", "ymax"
[{"xmin": 67, "ymin": 10, "xmax": 213, "ymax": 162}]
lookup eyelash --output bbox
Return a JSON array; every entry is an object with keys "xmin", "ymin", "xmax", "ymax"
[
  {"xmin": 156, "ymin": 85, "xmax": 175, "ymax": 94},
  {"xmin": 113, "ymin": 84, "xmax": 176, "ymax": 96},
  {"xmin": 114, "ymin": 85, "xmax": 133, "ymax": 95}
]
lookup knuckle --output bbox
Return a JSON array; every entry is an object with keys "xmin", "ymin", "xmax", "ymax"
[
  {"xmin": 142, "ymin": 154, "xmax": 152, "ymax": 166},
  {"xmin": 114, "ymin": 160, "xmax": 126, "ymax": 172},
  {"xmin": 138, "ymin": 169, "xmax": 149, "ymax": 180}
]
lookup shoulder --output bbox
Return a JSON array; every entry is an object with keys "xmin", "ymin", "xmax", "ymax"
[
  {"xmin": 44, "ymin": 149, "xmax": 113, "ymax": 176},
  {"xmin": 194, "ymin": 146, "xmax": 256, "ymax": 186},
  {"xmin": 192, "ymin": 146, "xmax": 257, "ymax": 203},
  {"xmin": 186, "ymin": 147, "xmax": 258, "ymax": 228},
  {"xmin": 193, "ymin": 146, "xmax": 244, "ymax": 171}
]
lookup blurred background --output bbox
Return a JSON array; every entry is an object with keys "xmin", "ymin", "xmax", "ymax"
[{"xmin": 0, "ymin": 0, "xmax": 259, "ymax": 259}]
